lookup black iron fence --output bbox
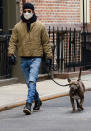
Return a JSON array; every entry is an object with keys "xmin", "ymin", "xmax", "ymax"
[
  {"xmin": 81, "ymin": 32, "xmax": 91, "ymax": 70},
  {"xmin": 48, "ymin": 26, "xmax": 91, "ymax": 73},
  {"xmin": 0, "ymin": 34, "xmax": 11, "ymax": 79}
]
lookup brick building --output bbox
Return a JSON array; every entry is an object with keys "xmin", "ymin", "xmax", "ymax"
[
  {"xmin": 0, "ymin": 0, "xmax": 91, "ymax": 32},
  {"xmin": 20, "ymin": 0, "xmax": 91, "ymax": 30}
]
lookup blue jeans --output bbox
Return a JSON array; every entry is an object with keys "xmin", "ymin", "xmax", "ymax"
[{"xmin": 20, "ymin": 58, "xmax": 42, "ymax": 104}]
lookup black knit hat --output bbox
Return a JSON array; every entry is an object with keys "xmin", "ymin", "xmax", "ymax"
[{"xmin": 23, "ymin": 2, "xmax": 34, "ymax": 11}]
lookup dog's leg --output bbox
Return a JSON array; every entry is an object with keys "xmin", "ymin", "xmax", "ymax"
[
  {"xmin": 79, "ymin": 96, "xmax": 84, "ymax": 110},
  {"xmin": 76, "ymin": 99, "xmax": 82, "ymax": 111},
  {"xmin": 76, "ymin": 99, "xmax": 79, "ymax": 109},
  {"xmin": 70, "ymin": 96, "xmax": 75, "ymax": 111}
]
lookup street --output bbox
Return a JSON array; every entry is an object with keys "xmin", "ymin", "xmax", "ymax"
[{"xmin": 0, "ymin": 91, "xmax": 91, "ymax": 131}]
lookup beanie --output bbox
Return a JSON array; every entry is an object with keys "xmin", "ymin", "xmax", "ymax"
[{"xmin": 23, "ymin": 2, "xmax": 34, "ymax": 11}]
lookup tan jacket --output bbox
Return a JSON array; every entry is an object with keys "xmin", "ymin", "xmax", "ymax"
[{"xmin": 8, "ymin": 20, "xmax": 52, "ymax": 58}]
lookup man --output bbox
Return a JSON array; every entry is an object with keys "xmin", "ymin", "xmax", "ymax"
[{"xmin": 8, "ymin": 2, "xmax": 52, "ymax": 115}]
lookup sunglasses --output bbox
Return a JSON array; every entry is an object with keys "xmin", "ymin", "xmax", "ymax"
[{"xmin": 23, "ymin": 10, "xmax": 31, "ymax": 13}]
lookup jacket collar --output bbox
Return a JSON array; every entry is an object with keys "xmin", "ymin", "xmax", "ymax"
[{"xmin": 21, "ymin": 14, "xmax": 37, "ymax": 32}]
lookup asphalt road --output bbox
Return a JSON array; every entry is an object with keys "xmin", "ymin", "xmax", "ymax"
[{"xmin": 0, "ymin": 91, "xmax": 91, "ymax": 131}]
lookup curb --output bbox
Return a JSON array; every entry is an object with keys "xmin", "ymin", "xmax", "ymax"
[
  {"xmin": 0, "ymin": 92, "xmax": 69, "ymax": 112},
  {"xmin": 0, "ymin": 88, "xmax": 91, "ymax": 112},
  {"xmin": 86, "ymin": 88, "xmax": 91, "ymax": 91}
]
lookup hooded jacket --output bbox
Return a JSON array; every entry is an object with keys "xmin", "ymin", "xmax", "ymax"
[{"xmin": 8, "ymin": 20, "xmax": 52, "ymax": 59}]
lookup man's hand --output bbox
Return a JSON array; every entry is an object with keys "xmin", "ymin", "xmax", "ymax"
[{"xmin": 8, "ymin": 54, "xmax": 16, "ymax": 65}]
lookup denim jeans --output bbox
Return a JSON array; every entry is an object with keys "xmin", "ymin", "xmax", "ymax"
[{"xmin": 20, "ymin": 58, "xmax": 42, "ymax": 104}]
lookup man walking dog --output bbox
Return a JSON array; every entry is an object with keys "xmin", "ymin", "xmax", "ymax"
[{"xmin": 8, "ymin": 2, "xmax": 52, "ymax": 115}]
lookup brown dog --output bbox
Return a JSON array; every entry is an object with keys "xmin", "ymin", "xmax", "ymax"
[{"xmin": 67, "ymin": 69, "xmax": 85, "ymax": 112}]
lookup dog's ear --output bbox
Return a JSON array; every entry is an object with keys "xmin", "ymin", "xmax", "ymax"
[{"xmin": 67, "ymin": 78, "xmax": 71, "ymax": 83}]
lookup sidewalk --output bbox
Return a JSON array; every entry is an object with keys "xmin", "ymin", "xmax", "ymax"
[{"xmin": 0, "ymin": 74, "xmax": 91, "ymax": 111}]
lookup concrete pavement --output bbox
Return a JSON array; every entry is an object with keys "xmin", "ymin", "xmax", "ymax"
[{"xmin": 0, "ymin": 74, "xmax": 91, "ymax": 111}]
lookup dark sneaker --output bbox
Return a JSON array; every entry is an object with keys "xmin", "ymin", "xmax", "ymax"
[
  {"xmin": 23, "ymin": 102, "xmax": 32, "ymax": 115},
  {"xmin": 33, "ymin": 99, "xmax": 42, "ymax": 112}
]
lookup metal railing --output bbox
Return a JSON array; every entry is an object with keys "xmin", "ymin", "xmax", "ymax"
[
  {"xmin": 0, "ymin": 34, "xmax": 11, "ymax": 79},
  {"xmin": 48, "ymin": 26, "xmax": 91, "ymax": 73}
]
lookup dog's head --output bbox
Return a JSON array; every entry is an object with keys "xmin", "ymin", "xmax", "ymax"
[
  {"xmin": 67, "ymin": 68, "xmax": 82, "ymax": 94},
  {"xmin": 67, "ymin": 79, "xmax": 80, "ymax": 89},
  {"xmin": 67, "ymin": 78, "xmax": 81, "ymax": 98}
]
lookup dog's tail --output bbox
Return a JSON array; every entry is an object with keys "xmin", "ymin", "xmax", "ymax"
[{"xmin": 78, "ymin": 67, "xmax": 81, "ymax": 81}]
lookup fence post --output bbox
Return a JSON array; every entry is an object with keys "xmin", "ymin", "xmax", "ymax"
[
  {"xmin": 51, "ymin": 26, "xmax": 55, "ymax": 79},
  {"xmin": 73, "ymin": 28, "xmax": 76, "ymax": 72},
  {"xmin": 56, "ymin": 27, "xmax": 60, "ymax": 72},
  {"xmin": 60, "ymin": 27, "xmax": 64, "ymax": 73},
  {"xmin": 82, "ymin": 32, "xmax": 86, "ymax": 70},
  {"xmin": 68, "ymin": 28, "xmax": 72, "ymax": 72}
]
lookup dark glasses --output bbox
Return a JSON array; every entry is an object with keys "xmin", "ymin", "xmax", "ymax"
[{"xmin": 23, "ymin": 10, "xmax": 31, "ymax": 13}]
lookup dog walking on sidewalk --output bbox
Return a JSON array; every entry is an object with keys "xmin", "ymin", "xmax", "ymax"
[{"xmin": 67, "ymin": 68, "xmax": 85, "ymax": 112}]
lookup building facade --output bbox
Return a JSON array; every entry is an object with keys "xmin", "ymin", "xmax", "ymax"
[
  {"xmin": 20, "ymin": 0, "xmax": 91, "ymax": 30},
  {"xmin": 0, "ymin": 0, "xmax": 91, "ymax": 32}
]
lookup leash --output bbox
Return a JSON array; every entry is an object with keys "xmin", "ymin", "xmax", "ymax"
[
  {"xmin": 47, "ymin": 66, "xmax": 70, "ymax": 87},
  {"xmin": 51, "ymin": 77, "xmax": 70, "ymax": 87}
]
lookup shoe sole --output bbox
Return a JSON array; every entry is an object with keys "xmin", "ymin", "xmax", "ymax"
[
  {"xmin": 33, "ymin": 109, "xmax": 40, "ymax": 112},
  {"xmin": 23, "ymin": 109, "xmax": 31, "ymax": 115}
]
